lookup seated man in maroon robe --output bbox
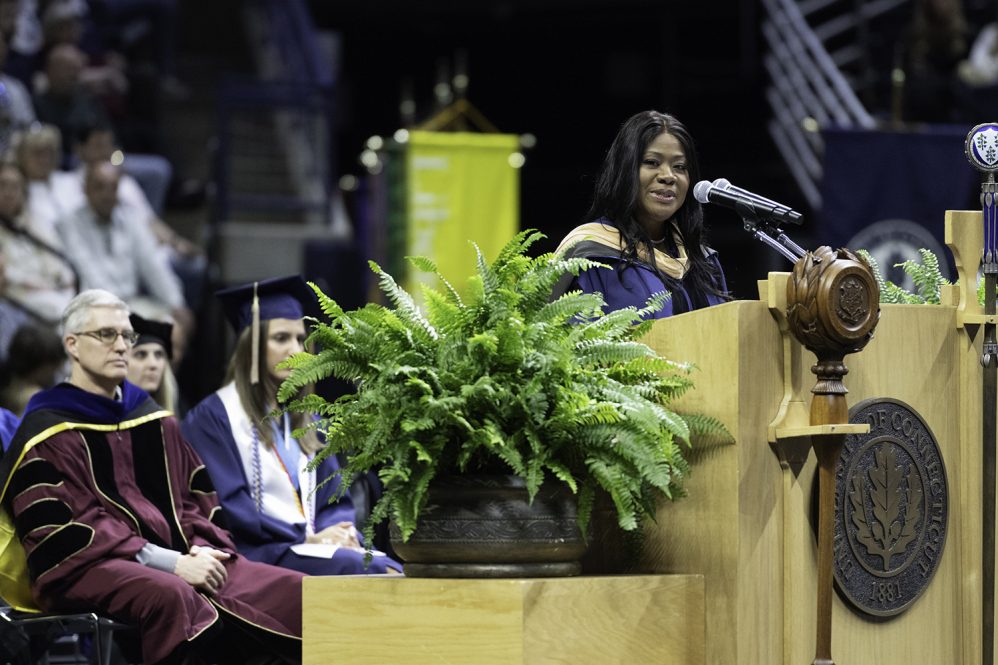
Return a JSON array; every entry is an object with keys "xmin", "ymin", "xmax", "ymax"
[{"xmin": 0, "ymin": 289, "xmax": 304, "ymax": 664}]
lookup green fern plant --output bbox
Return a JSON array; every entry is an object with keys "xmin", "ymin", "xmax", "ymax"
[
  {"xmin": 858, "ymin": 247, "xmax": 998, "ymax": 307},
  {"xmin": 858, "ymin": 248, "xmax": 998, "ymax": 313},
  {"xmin": 277, "ymin": 229, "xmax": 730, "ymax": 546},
  {"xmin": 857, "ymin": 248, "xmax": 953, "ymax": 304}
]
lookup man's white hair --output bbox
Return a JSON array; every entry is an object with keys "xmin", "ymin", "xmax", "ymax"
[{"xmin": 61, "ymin": 289, "xmax": 130, "ymax": 337}]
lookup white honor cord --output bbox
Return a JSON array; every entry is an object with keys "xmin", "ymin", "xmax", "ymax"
[
  {"xmin": 288, "ymin": 413, "xmax": 318, "ymax": 536},
  {"xmin": 251, "ymin": 425, "xmax": 262, "ymax": 512},
  {"xmin": 304, "ymin": 461, "xmax": 316, "ymax": 536}
]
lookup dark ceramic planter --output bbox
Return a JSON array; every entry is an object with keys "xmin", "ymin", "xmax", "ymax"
[{"xmin": 389, "ymin": 474, "xmax": 588, "ymax": 578}]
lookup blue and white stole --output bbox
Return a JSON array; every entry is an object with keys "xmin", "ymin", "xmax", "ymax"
[{"xmin": 217, "ymin": 382, "xmax": 316, "ymax": 534}]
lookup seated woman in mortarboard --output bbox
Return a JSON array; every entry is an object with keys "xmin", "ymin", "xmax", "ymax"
[
  {"xmin": 553, "ymin": 110, "xmax": 728, "ymax": 317},
  {"xmin": 127, "ymin": 312, "xmax": 181, "ymax": 415},
  {"xmin": 181, "ymin": 276, "xmax": 401, "ymax": 575}
]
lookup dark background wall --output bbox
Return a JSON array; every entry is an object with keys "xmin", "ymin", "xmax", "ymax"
[{"xmin": 307, "ymin": 0, "xmax": 806, "ymax": 299}]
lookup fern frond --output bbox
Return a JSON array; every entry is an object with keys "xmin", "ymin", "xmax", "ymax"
[
  {"xmin": 576, "ymin": 339, "xmax": 655, "ymax": 366},
  {"xmin": 857, "ymin": 250, "xmax": 889, "ymax": 297},
  {"xmin": 534, "ymin": 291, "xmax": 605, "ymax": 325},
  {"xmin": 304, "ymin": 325, "xmax": 345, "ymax": 352},
  {"xmin": 369, "ymin": 260, "xmax": 439, "ymax": 341},
  {"xmin": 586, "ymin": 459, "xmax": 638, "ymax": 531},
  {"xmin": 859, "ymin": 247, "xmax": 954, "ymax": 305},
  {"xmin": 636, "ymin": 290, "xmax": 672, "ymax": 319},
  {"xmin": 681, "ymin": 412, "xmax": 734, "ymax": 447},
  {"xmin": 897, "ymin": 248, "xmax": 949, "ymax": 304},
  {"xmin": 281, "ymin": 393, "xmax": 342, "ymax": 418},
  {"xmin": 420, "ymin": 285, "xmax": 463, "ymax": 333},
  {"xmin": 492, "ymin": 229, "xmax": 545, "ymax": 276},
  {"xmin": 406, "ymin": 255, "xmax": 438, "ymax": 274},
  {"xmin": 517, "ymin": 256, "xmax": 604, "ymax": 315},
  {"xmin": 408, "ymin": 255, "xmax": 464, "ymax": 306},
  {"xmin": 544, "ymin": 460, "xmax": 578, "ymax": 493},
  {"xmin": 306, "ymin": 281, "xmax": 344, "ymax": 321},
  {"xmin": 472, "ymin": 242, "xmax": 500, "ymax": 296}
]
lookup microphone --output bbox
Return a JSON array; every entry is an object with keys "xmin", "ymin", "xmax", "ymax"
[
  {"xmin": 692, "ymin": 179, "xmax": 803, "ymax": 225},
  {"xmin": 712, "ymin": 178, "xmax": 786, "ymax": 210}
]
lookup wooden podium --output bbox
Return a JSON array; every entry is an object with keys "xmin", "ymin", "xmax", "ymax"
[
  {"xmin": 301, "ymin": 212, "xmax": 988, "ymax": 664},
  {"xmin": 637, "ymin": 210, "xmax": 986, "ymax": 665}
]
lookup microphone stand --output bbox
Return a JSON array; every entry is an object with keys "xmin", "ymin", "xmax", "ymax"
[{"xmin": 734, "ymin": 200, "xmax": 806, "ymax": 264}]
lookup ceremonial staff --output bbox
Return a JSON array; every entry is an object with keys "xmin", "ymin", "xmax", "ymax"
[
  {"xmin": 701, "ymin": 175, "xmax": 880, "ymax": 664},
  {"xmin": 966, "ymin": 123, "xmax": 998, "ymax": 665}
]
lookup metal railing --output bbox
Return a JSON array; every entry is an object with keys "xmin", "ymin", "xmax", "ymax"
[{"xmin": 213, "ymin": 0, "xmax": 338, "ymax": 227}]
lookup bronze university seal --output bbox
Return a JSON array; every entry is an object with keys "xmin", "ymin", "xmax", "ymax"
[{"xmin": 833, "ymin": 398, "xmax": 948, "ymax": 617}]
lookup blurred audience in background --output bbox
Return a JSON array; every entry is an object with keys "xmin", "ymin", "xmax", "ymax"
[
  {"xmin": 0, "ymin": 0, "xmax": 194, "ymax": 424},
  {"xmin": 56, "ymin": 161, "xmax": 191, "ymax": 334},
  {"xmin": 33, "ymin": 42, "xmax": 109, "ymax": 167},
  {"xmin": 0, "ymin": 31, "xmax": 36, "ymax": 153},
  {"xmin": 893, "ymin": 0, "xmax": 970, "ymax": 123},
  {"xmin": 14, "ymin": 123, "xmax": 77, "ymax": 245},
  {"xmin": 0, "ymin": 252, "xmax": 32, "ymax": 366},
  {"xmin": 0, "ymin": 159, "xmax": 76, "ymax": 327},
  {"xmin": 0, "ymin": 320, "xmax": 64, "ymax": 415}
]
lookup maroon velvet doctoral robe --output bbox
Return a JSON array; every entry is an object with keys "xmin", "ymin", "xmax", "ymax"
[{"xmin": 1, "ymin": 383, "xmax": 303, "ymax": 664}]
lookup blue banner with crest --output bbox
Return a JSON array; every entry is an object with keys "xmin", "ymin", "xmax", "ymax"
[{"xmin": 820, "ymin": 125, "xmax": 978, "ymax": 284}]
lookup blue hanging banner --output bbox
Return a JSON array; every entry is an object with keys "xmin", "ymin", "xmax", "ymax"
[{"xmin": 820, "ymin": 126, "xmax": 978, "ymax": 284}]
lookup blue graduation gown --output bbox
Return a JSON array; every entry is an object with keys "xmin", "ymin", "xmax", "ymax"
[
  {"xmin": 558, "ymin": 220, "xmax": 728, "ymax": 318},
  {"xmin": 181, "ymin": 390, "xmax": 399, "ymax": 575},
  {"xmin": 0, "ymin": 407, "xmax": 20, "ymax": 451},
  {"xmin": 574, "ymin": 252, "xmax": 728, "ymax": 318}
]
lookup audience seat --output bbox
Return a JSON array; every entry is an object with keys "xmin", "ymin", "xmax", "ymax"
[{"xmin": 0, "ymin": 602, "xmax": 130, "ymax": 665}]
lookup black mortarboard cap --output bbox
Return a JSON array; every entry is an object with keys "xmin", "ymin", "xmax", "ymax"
[
  {"xmin": 216, "ymin": 275, "xmax": 318, "ymax": 384},
  {"xmin": 129, "ymin": 313, "xmax": 173, "ymax": 359},
  {"xmin": 216, "ymin": 275, "xmax": 319, "ymax": 332}
]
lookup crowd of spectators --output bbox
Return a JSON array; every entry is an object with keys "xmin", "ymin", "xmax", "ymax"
[
  {"xmin": 0, "ymin": 0, "xmax": 195, "ymax": 417},
  {"xmin": 887, "ymin": 0, "xmax": 998, "ymax": 124}
]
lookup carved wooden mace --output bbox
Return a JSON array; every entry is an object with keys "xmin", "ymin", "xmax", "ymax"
[{"xmin": 787, "ymin": 246, "xmax": 880, "ymax": 665}]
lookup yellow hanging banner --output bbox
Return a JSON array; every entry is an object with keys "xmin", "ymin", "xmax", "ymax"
[{"xmin": 405, "ymin": 131, "xmax": 520, "ymax": 295}]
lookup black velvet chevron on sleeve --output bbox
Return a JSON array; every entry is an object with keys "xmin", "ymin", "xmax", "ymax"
[
  {"xmin": 14, "ymin": 498, "xmax": 73, "ymax": 536},
  {"xmin": 7, "ymin": 458, "xmax": 63, "ymax": 500},
  {"xmin": 189, "ymin": 466, "xmax": 215, "ymax": 495},
  {"xmin": 26, "ymin": 523, "xmax": 93, "ymax": 581}
]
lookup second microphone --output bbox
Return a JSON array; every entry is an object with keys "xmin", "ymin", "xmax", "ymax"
[{"xmin": 693, "ymin": 180, "xmax": 803, "ymax": 225}]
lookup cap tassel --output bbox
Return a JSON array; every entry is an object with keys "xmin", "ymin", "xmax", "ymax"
[{"xmin": 250, "ymin": 282, "xmax": 261, "ymax": 385}]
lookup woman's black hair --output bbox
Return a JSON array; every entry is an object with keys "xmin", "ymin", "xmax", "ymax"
[{"xmin": 585, "ymin": 110, "xmax": 726, "ymax": 301}]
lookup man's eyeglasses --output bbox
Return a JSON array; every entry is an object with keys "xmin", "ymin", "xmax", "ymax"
[{"xmin": 74, "ymin": 328, "xmax": 140, "ymax": 346}]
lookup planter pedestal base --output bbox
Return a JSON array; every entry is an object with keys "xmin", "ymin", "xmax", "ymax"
[{"xmin": 303, "ymin": 574, "xmax": 705, "ymax": 665}]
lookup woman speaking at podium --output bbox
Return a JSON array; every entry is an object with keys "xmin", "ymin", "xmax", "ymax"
[{"xmin": 555, "ymin": 110, "xmax": 728, "ymax": 317}]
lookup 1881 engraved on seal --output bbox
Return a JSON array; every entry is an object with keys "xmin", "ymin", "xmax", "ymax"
[{"xmin": 833, "ymin": 398, "xmax": 949, "ymax": 618}]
